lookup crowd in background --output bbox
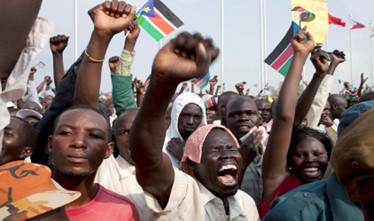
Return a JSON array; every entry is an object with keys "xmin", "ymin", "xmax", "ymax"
[{"xmin": 0, "ymin": 1, "xmax": 373, "ymax": 221}]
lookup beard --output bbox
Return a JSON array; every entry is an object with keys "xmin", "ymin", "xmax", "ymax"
[{"xmin": 60, "ymin": 169, "xmax": 91, "ymax": 181}]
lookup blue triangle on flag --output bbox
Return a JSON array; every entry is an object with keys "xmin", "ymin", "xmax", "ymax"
[{"xmin": 137, "ymin": 0, "xmax": 156, "ymax": 18}]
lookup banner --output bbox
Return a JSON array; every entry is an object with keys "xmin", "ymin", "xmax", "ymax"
[{"xmin": 291, "ymin": 0, "xmax": 328, "ymax": 45}]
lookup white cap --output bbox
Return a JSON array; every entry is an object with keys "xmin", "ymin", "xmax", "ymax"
[{"xmin": 16, "ymin": 109, "xmax": 42, "ymax": 120}]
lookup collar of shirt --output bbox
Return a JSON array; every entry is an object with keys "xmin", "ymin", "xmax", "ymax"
[
  {"xmin": 196, "ymin": 180, "xmax": 247, "ymax": 220},
  {"xmin": 115, "ymin": 156, "xmax": 135, "ymax": 179}
]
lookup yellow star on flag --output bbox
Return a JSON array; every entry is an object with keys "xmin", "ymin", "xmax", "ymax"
[{"xmin": 143, "ymin": 7, "xmax": 151, "ymax": 13}]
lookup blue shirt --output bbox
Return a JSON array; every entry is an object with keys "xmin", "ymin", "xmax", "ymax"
[{"xmin": 262, "ymin": 173, "xmax": 364, "ymax": 221}]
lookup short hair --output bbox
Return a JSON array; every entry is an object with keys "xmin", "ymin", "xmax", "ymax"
[
  {"xmin": 12, "ymin": 116, "xmax": 37, "ymax": 149},
  {"xmin": 255, "ymin": 98, "xmax": 271, "ymax": 108},
  {"xmin": 359, "ymin": 92, "xmax": 374, "ymax": 103},
  {"xmin": 51, "ymin": 105, "xmax": 112, "ymax": 141},
  {"xmin": 113, "ymin": 108, "xmax": 139, "ymax": 134},
  {"xmin": 287, "ymin": 127, "xmax": 333, "ymax": 168},
  {"xmin": 328, "ymin": 94, "xmax": 347, "ymax": 105},
  {"xmin": 225, "ymin": 95, "xmax": 258, "ymax": 116},
  {"xmin": 217, "ymin": 91, "xmax": 238, "ymax": 106}
]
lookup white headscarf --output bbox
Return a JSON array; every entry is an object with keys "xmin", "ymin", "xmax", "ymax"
[{"xmin": 163, "ymin": 92, "xmax": 207, "ymax": 167}]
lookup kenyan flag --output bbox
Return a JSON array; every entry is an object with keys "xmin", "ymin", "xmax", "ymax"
[
  {"xmin": 265, "ymin": 21, "xmax": 301, "ymax": 76},
  {"xmin": 137, "ymin": 0, "xmax": 184, "ymax": 41}
]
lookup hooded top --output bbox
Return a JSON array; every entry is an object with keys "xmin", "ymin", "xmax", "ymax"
[{"xmin": 163, "ymin": 92, "xmax": 207, "ymax": 167}]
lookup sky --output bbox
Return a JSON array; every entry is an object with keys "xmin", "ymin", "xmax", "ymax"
[{"xmin": 34, "ymin": 0, "xmax": 374, "ymax": 95}]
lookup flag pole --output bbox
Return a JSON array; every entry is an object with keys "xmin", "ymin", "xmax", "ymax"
[
  {"xmin": 221, "ymin": 0, "xmax": 224, "ymax": 93},
  {"xmin": 259, "ymin": 0, "xmax": 264, "ymax": 91},
  {"xmin": 263, "ymin": 0, "xmax": 268, "ymax": 89},
  {"xmin": 349, "ymin": 15, "xmax": 353, "ymax": 84},
  {"xmin": 74, "ymin": 0, "xmax": 78, "ymax": 61},
  {"xmin": 370, "ymin": 22, "xmax": 373, "ymax": 87}
]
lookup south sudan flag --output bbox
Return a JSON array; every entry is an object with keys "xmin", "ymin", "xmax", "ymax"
[
  {"xmin": 265, "ymin": 21, "xmax": 301, "ymax": 76},
  {"xmin": 137, "ymin": 0, "xmax": 184, "ymax": 41}
]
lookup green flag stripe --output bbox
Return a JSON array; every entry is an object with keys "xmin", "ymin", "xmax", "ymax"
[
  {"xmin": 138, "ymin": 15, "xmax": 166, "ymax": 41},
  {"xmin": 199, "ymin": 81, "xmax": 209, "ymax": 89},
  {"xmin": 278, "ymin": 56, "xmax": 293, "ymax": 76}
]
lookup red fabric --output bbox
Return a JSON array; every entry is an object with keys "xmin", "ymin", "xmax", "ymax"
[
  {"xmin": 260, "ymin": 174, "xmax": 303, "ymax": 218},
  {"xmin": 328, "ymin": 13, "xmax": 346, "ymax": 27},
  {"xmin": 66, "ymin": 185, "xmax": 139, "ymax": 221},
  {"xmin": 350, "ymin": 20, "xmax": 365, "ymax": 30}
]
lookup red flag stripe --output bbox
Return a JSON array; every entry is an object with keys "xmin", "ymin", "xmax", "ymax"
[
  {"xmin": 147, "ymin": 10, "xmax": 176, "ymax": 35},
  {"xmin": 351, "ymin": 23, "xmax": 365, "ymax": 30},
  {"xmin": 350, "ymin": 20, "xmax": 365, "ymax": 30},
  {"xmin": 205, "ymin": 99, "xmax": 214, "ymax": 108},
  {"xmin": 328, "ymin": 13, "xmax": 346, "ymax": 27},
  {"xmin": 270, "ymin": 44, "xmax": 293, "ymax": 71}
]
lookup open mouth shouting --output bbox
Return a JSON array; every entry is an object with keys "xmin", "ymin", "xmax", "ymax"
[{"xmin": 217, "ymin": 163, "xmax": 238, "ymax": 187}]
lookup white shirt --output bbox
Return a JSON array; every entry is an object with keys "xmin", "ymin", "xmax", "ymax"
[
  {"xmin": 0, "ymin": 17, "xmax": 52, "ymax": 151},
  {"xmin": 143, "ymin": 168, "xmax": 260, "ymax": 221},
  {"xmin": 306, "ymin": 75, "xmax": 334, "ymax": 130},
  {"xmin": 95, "ymin": 155, "xmax": 155, "ymax": 221}
]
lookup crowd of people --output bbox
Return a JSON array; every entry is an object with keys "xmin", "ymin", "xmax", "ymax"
[{"xmin": 0, "ymin": 1, "xmax": 373, "ymax": 220}]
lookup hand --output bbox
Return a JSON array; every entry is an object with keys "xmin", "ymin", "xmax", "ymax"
[
  {"xmin": 44, "ymin": 76, "xmax": 52, "ymax": 86},
  {"xmin": 235, "ymin": 82, "xmax": 246, "ymax": 95},
  {"xmin": 133, "ymin": 77, "xmax": 144, "ymax": 94},
  {"xmin": 92, "ymin": 0, "xmax": 137, "ymax": 37},
  {"xmin": 108, "ymin": 56, "xmax": 119, "ymax": 73},
  {"xmin": 124, "ymin": 22, "xmax": 140, "ymax": 51},
  {"xmin": 330, "ymin": 51, "xmax": 346, "ymax": 66},
  {"xmin": 310, "ymin": 48, "xmax": 329, "ymax": 74},
  {"xmin": 29, "ymin": 67, "xmax": 37, "ymax": 81},
  {"xmin": 166, "ymin": 138, "xmax": 185, "ymax": 161},
  {"xmin": 49, "ymin": 34, "xmax": 69, "ymax": 54},
  {"xmin": 125, "ymin": 21, "xmax": 140, "ymax": 41},
  {"xmin": 239, "ymin": 129, "xmax": 263, "ymax": 164},
  {"xmin": 209, "ymin": 75, "xmax": 218, "ymax": 86},
  {"xmin": 361, "ymin": 73, "xmax": 368, "ymax": 85},
  {"xmin": 152, "ymin": 32, "xmax": 219, "ymax": 85},
  {"xmin": 245, "ymin": 88, "xmax": 250, "ymax": 95},
  {"xmin": 291, "ymin": 26, "xmax": 314, "ymax": 57}
]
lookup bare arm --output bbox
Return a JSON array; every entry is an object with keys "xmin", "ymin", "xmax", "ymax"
[
  {"xmin": 36, "ymin": 78, "xmax": 47, "ymax": 93},
  {"xmin": 50, "ymin": 35, "xmax": 69, "ymax": 92},
  {"xmin": 208, "ymin": 75, "xmax": 218, "ymax": 95},
  {"xmin": 262, "ymin": 28, "xmax": 314, "ymax": 202},
  {"xmin": 74, "ymin": 1, "xmax": 136, "ymax": 107},
  {"xmin": 134, "ymin": 78, "xmax": 144, "ymax": 107},
  {"xmin": 177, "ymin": 82, "xmax": 188, "ymax": 95},
  {"xmin": 294, "ymin": 48, "xmax": 329, "ymax": 126},
  {"xmin": 191, "ymin": 80, "xmax": 195, "ymax": 93},
  {"xmin": 305, "ymin": 51, "xmax": 346, "ymax": 129},
  {"xmin": 215, "ymin": 85, "xmax": 221, "ymax": 96},
  {"xmin": 358, "ymin": 73, "xmax": 368, "ymax": 97},
  {"xmin": 130, "ymin": 33, "xmax": 219, "ymax": 208}
]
